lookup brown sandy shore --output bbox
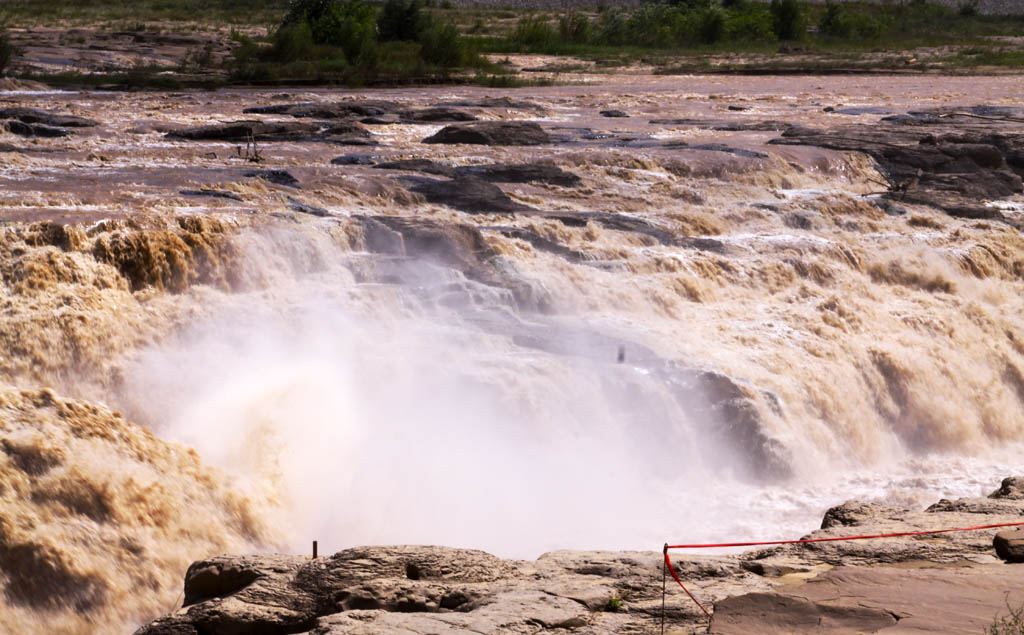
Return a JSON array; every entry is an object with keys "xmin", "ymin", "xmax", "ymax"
[{"xmin": 137, "ymin": 477, "xmax": 1024, "ymax": 634}]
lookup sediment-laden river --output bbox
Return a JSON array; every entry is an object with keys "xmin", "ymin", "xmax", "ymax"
[{"xmin": 1, "ymin": 71, "xmax": 1023, "ymax": 632}]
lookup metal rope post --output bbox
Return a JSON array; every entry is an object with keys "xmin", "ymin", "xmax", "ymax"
[{"xmin": 661, "ymin": 543, "xmax": 668, "ymax": 635}]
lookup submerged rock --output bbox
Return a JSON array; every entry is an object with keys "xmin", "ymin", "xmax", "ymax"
[
  {"xmin": 0, "ymin": 107, "xmax": 99, "ymax": 128},
  {"xmin": 770, "ymin": 115, "xmax": 1024, "ymax": 220},
  {"xmin": 454, "ymin": 163, "xmax": 582, "ymax": 187},
  {"xmin": 4, "ymin": 120, "xmax": 70, "ymax": 138},
  {"xmin": 374, "ymin": 159, "xmax": 456, "ymax": 177},
  {"xmin": 245, "ymin": 169, "xmax": 300, "ymax": 188},
  {"xmin": 406, "ymin": 176, "xmax": 533, "ymax": 213},
  {"xmin": 422, "ymin": 121, "xmax": 551, "ymax": 146},
  {"xmin": 166, "ymin": 120, "xmax": 323, "ymax": 142}
]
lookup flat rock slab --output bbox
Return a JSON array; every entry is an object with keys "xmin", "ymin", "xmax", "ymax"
[
  {"xmin": 422, "ymin": 121, "xmax": 551, "ymax": 146},
  {"xmin": 167, "ymin": 120, "xmax": 323, "ymax": 142},
  {"xmin": 406, "ymin": 176, "xmax": 533, "ymax": 213},
  {"xmin": 0, "ymin": 106, "xmax": 99, "ymax": 128},
  {"xmin": 711, "ymin": 564, "xmax": 1024, "ymax": 634}
]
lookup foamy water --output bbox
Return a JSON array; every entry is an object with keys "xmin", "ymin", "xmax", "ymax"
[{"xmin": 1, "ymin": 74, "xmax": 1023, "ymax": 632}]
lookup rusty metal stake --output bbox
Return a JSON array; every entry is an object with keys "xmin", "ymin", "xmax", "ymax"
[{"xmin": 313, "ymin": 540, "xmax": 318, "ymax": 559}]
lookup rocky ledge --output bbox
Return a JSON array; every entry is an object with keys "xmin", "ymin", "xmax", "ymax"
[{"xmin": 138, "ymin": 477, "xmax": 1024, "ymax": 634}]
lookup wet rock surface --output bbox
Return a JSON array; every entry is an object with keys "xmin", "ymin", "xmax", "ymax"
[
  {"xmin": 770, "ymin": 109, "xmax": 1024, "ymax": 221},
  {"xmin": 422, "ymin": 121, "xmax": 552, "ymax": 146},
  {"xmin": 137, "ymin": 478, "xmax": 1024, "ymax": 635},
  {"xmin": 404, "ymin": 176, "xmax": 534, "ymax": 213}
]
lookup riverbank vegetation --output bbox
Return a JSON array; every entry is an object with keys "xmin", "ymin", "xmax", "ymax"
[{"xmin": 2, "ymin": 0, "xmax": 1023, "ymax": 87}]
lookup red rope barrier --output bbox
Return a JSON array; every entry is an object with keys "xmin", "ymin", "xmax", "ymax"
[{"xmin": 662, "ymin": 520, "xmax": 1024, "ymax": 621}]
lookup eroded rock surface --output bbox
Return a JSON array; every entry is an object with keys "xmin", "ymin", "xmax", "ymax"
[
  {"xmin": 138, "ymin": 478, "xmax": 1024, "ymax": 635},
  {"xmin": 771, "ymin": 110, "xmax": 1024, "ymax": 221}
]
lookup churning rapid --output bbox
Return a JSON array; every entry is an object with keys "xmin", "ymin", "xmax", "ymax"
[{"xmin": 1, "ymin": 72, "xmax": 1024, "ymax": 633}]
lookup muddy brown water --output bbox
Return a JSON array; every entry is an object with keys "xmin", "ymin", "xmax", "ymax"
[{"xmin": 1, "ymin": 72, "xmax": 1023, "ymax": 633}]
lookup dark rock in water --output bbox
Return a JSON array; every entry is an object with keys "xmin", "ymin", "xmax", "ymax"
[
  {"xmin": 665, "ymin": 142, "xmax": 769, "ymax": 159},
  {"xmin": 286, "ymin": 196, "xmax": 330, "ymax": 217},
  {"xmin": 326, "ymin": 134, "xmax": 379, "ymax": 146},
  {"xmin": 422, "ymin": 121, "xmax": 551, "ymax": 146},
  {"xmin": 359, "ymin": 114, "xmax": 403, "ymax": 125},
  {"xmin": 487, "ymin": 226, "xmax": 589, "ymax": 263},
  {"xmin": 374, "ymin": 159, "xmax": 456, "ymax": 177},
  {"xmin": 358, "ymin": 217, "xmax": 405, "ymax": 255},
  {"xmin": 244, "ymin": 169, "xmax": 300, "ymax": 188},
  {"xmin": 832, "ymin": 106, "xmax": 893, "ymax": 116},
  {"xmin": 322, "ymin": 121, "xmax": 370, "ymax": 138},
  {"xmin": 543, "ymin": 211, "xmax": 677, "ymax": 246},
  {"xmin": 400, "ymin": 107, "xmax": 478, "ymax": 123},
  {"xmin": 993, "ymin": 529, "xmax": 1024, "ymax": 563},
  {"xmin": 330, "ymin": 153, "xmax": 379, "ymax": 165},
  {"xmin": 991, "ymin": 476, "xmax": 1024, "ymax": 500},
  {"xmin": 241, "ymin": 102, "xmax": 315, "ymax": 115},
  {"xmin": 407, "ymin": 176, "xmax": 533, "ymax": 213},
  {"xmin": 166, "ymin": 120, "xmax": 322, "ymax": 142},
  {"xmin": 243, "ymin": 100, "xmax": 402, "ymax": 119},
  {"xmin": 4, "ymin": 120, "xmax": 70, "ymax": 138},
  {"xmin": 368, "ymin": 216, "xmax": 496, "ymax": 275},
  {"xmin": 438, "ymin": 96, "xmax": 545, "ymax": 112},
  {"xmin": 683, "ymin": 370, "xmax": 791, "ymax": 480},
  {"xmin": 179, "ymin": 189, "xmax": 243, "ymax": 201},
  {"xmin": 784, "ymin": 213, "xmax": 815, "ymax": 230},
  {"xmin": 600, "ymin": 109, "xmax": 628, "ymax": 118},
  {"xmin": 649, "ymin": 118, "xmax": 792, "ymax": 132},
  {"xmin": 454, "ymin": 163, "xmax": 582, "ymax": 187},
  {"xmin": 727, "ymin": 105, "xmax": 750, "ymax": 111},
  {"xmin": 0, "ymin": 107, "xmax": 99, "ymax": 128},
  {"xmin": 710, "ymin": 591, "xmax": 898, "ymax": 634},
  {"xmin": 771, "ymin": 119, "xmax": 1024, "ymax": 220}
]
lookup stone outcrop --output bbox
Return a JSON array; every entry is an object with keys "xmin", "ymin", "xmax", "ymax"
[
  {"xmin": 166, "ymin": 120, "xmax": 373, "ymax": 144},
  {"xmin": 137, "ymin": 477, "xmax": 1024, "ymax": 635},
  {"xmin": 405, "ymin": 176, "xmax": 534, "ymax": 213},
  {"xmin": 422, "ymin": 121, "xmax": 551, "ymax": 146},
  {"xmin": 0, "ymin": 107, "xmax": 99, "ymax": 128},
  {"xmin": 770, "ymin": 108, "xmax": 1024, "ymax": 221},
  {"xmin": 994, "ymin": 529, "xmax": 1024, "ymax": 563}
]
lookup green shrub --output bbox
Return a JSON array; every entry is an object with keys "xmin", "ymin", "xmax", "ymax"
[
  {"xmin": 311, "ymin": 0, "xmax": 377, "ymax": 64},
  {"xmin": 559, "ymin": 11, "xmax": 592, "ymax": 44},
  {"xmin": 272, "ymin": 19, "xmax": 316, "ymax": 61},
  {"xmin": 597, "ymin": 7, "xmax": 631, "ymax": 45},
  {"xmin": 819, "ymin": 2, "xmax": 849, "ymax": 37},
  {"xmin": 698, "ymin": 7, "xmax": 726, "ymax": 44},
  {"xmin": 726, "ymin": 5, "xmax": 776, "ymax": 42},
  {"xmin": 378, "ymin": 0, "xmax": 426, "ymax": 42},
  {"xmin": 819, "ymin": 2, "xmax": 882, "ymax": 40},
  {"xmin": 959, "ymin": 1, "xmax": 979, "ymax": 17},
  {"xmin": 282, "ymin": 0, "xmax": 334, "ymax": 27},
  {"xmin": 511, "ymin": 14, "xmax": 558, "ymax": 47},
  {"xmin": 420, "ymin": 20, "xmax": 463, "ymax": 67},
  {"xmin": 770, "ymin": 0, "xmax": 806, "ymax": 40}
]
